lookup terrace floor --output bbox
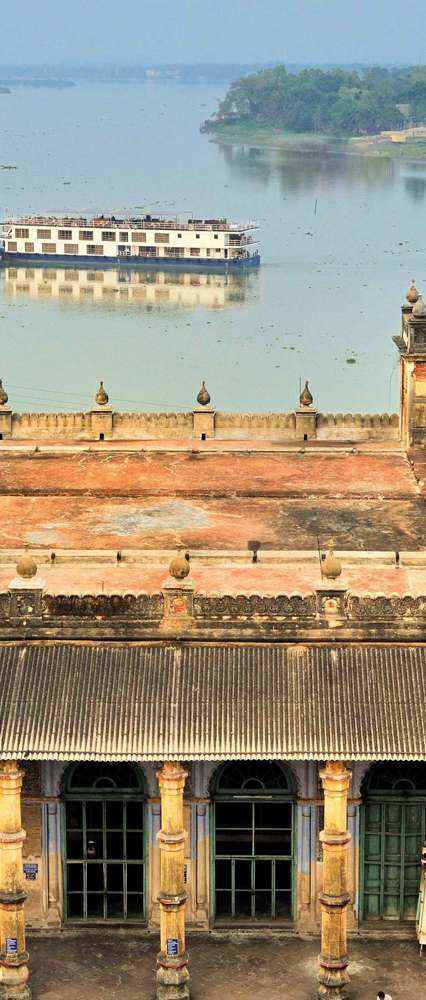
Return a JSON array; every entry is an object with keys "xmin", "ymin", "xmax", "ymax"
[{"xmin": 28, "ymin": 931, "xmax": 421, "ymax": 999}]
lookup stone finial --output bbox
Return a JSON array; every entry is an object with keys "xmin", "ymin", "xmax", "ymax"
[
  {"xmin": 321, "ymin": 541, "xmax": 342, "ymax": 580},
  {"xmin": 412, "ymin": 293, "xmax": 426, "ymax": 318},
  {"xmin": 169, "ymin": 550, "xmax": 190, "ymax": 580},
  {"xmin": 406, "ymin": 279, "xmax": 419, "ymax": 305},
  {"xmin": 299, "ymin": 380, "xmax": 313, "ymax": 407},
  {"xmin": 16, "ymin": 549, "xmax": 37, "ymax": 580},
  {"xmin": 95, "ymin": 381, "xmax": 109, "ymax": 406},
  {"xmin": 0, "ymin": 379, "xmax": 8, "ymax": 407},
  {"xmin": 197, "ymin": 381, "xmax": 211, "ymax": 406}
]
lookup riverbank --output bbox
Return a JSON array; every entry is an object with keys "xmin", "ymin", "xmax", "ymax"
[{"xmin": 207, "ymin": 122, "xmax": 426, "ymax": 159}]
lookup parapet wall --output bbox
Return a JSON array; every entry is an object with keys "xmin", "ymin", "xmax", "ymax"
[{"xmin": 0, "ymin": 408, "xmax": 400, "ymax": 442}]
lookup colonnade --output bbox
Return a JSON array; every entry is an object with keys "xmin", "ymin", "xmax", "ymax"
[{"xmin": 0, "ymin": 759, "xmax": 352, "ymax": 1000}]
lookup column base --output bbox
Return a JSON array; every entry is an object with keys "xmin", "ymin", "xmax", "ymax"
[
  {"xmin": 156, "ymin": 954, "xmax": 190, "ymax": 1000},
  {"xmin": 0, "ymin": 968, "xmax": 31, "ymax": 1000},
  {"xmin": 317, "ymin": 962, "xmax": 349, "ymax": 1000}
]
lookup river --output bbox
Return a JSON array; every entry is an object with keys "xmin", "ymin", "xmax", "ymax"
[{"xmin": 1, "ymin": 81, "xmax": 426, "ymax": 414}]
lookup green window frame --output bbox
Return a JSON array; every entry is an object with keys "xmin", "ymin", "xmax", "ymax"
[
  {"xmin": 210, "ymin": 762, "xmax": 297, "ymax": 923},
  {"xmin": 61, "ymin": 762, "xmax": 147, "ymax": 923}
]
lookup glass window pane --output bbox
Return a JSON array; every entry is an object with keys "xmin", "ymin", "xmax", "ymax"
[
  {"xmin": 86, "ymin": 801, "xmax": 103, "ymax": 828},
  {"xmin": 67, "ymin": 829, "xmax": 83, "ymax": 859},
  {"xmin": 127, "ymin": 802, "xmax": 144, "ymax": 830},
  {"xmin": 107, "ymin": 895, "xmax": 124, "ymax": 918},
  {"xmin": 87, "ymin": 893, "xmax": 104, "ymax": 918},
  {"xmin": 216, "ymin": 831, "xmax": 252, "ymax": 855},
  {"xmin": 215, "ymin": 802, "xmax": 252, "ymax": 828},
  {"xmin": 67, "ymin": 864, "xmax": 83, "ymax": 892},
  {"xmin": 215, "ymin": 859, "xmax": 231, "ymax": 889},
  {"xmin": 234, "ymin": 892, "xmax": 251, "ymax": 917},
  {"xmin": 107, "ymin": 865, "xmax": 123, "ymax": 892},
  {"xmin": 106, "ymin": 801, "xmax": 123, "ymax": 829},
  {"xmin": 66, "ymin": 801, "xmax": 82, "ymax": 829},
  {"xmin": 86, "ymin": 831, "xmax": 103, "ymax": 859},
  {"xmin": 275, "ymin": 892, "xmax": 292, "ymax": 918},
  {"xmin": 67, "ymin": 893, "xmax": 84, "ymax": 918},
  {"xmin": 87, "ymin": 864, "xmax": 104, "ymax": 891},
  {"xmin": 127, "ymin": 894, "xmax": 144, "ymax": 918},
  {"xmin": 276, "ymin": 860, "xmax": 292, "ymax": 891},
  {"xmin": 126, "ymin": 831, "xmax": 143, "ymax": 860},
  {"xmin": 255, "ymin": 859, "xmax": 272, "ymax": 890},
  {"xmin": 215, "ymin": 891, "xmax": 232, "ymax": 916},
  {"xmin": 255, "ymin": 892, "xmax": 272, "ymax": 917},
  {"xmin": 255, "ymin": 830, "xmax": 291, "ymax": 856},
  {"xmin": 127, "ymin": 864, "xmax": 144, "ymax": 892},
  {"xmin": 107, "ymin": 831, "xmax": 123, "ymax": 860},
  {"xmin": 255, "ymin": 802, "xmax": 292, "ymax": 829},
  {"xmin": 235, "ymin": 859, "xmax": 252, "ymax": 890}
]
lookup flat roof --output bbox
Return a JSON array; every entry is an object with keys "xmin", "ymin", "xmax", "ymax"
[{"xmin": 0, "ymin": 442, "xmax": 423, "ymax": 558}]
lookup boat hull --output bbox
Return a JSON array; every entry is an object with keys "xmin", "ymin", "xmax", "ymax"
[{"xmin": 0, "ymin": 251, "xmax": 260, "ymax": 271}]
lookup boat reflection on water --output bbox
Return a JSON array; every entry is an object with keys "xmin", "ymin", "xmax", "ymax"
[{"xmin": 2, "ymin": 263, "xmax": 257, "ymax": 311}]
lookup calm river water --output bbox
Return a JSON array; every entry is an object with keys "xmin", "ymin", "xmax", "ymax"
[{"xmin": 1, "ymin": 81, "xmax": 426, "ymax": 413}]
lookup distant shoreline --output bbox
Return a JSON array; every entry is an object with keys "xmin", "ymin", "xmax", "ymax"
[{"xmin": 207, "ymin": 122, "xmax": 426, "ymax": 160}]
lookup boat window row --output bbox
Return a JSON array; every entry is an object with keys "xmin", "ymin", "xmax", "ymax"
[{"xmin": 14, "ymin": 227, "xmax": 224, "ymax": 243}]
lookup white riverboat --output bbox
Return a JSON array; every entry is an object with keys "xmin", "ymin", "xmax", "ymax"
[{"xmin": 0, "ymin": 213, "xmax": 260, "ymax": 270}]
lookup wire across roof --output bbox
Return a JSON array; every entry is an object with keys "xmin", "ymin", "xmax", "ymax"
[{"xmin": 0, "ymin": 643, "xmax": 424, "ymax": 762}]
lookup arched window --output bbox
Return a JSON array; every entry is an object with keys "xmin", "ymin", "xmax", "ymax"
[
  {"xmin": 62, "ymin": 762, "xmax": 146, "ymax": 923},
  {"xmin": 361, "ymin": 761, "xmax": 426, "ymax": 923},
  {"xmin": 211, "ymin": 761, "xmax": 296, "ymax": 923},
  {"xmin": 364, "ymin": 761, "xmax": 426, "ymax": 795},
  {"xmin": 214, "ymin": 761, "xmax": 294, "ymax": 795}
]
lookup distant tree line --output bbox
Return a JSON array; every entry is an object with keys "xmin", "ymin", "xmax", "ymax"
[{"xmin": 201, "ymin": 66, "xmax": 426, "ymax": 137}]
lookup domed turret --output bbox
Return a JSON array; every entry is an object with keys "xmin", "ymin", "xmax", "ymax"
[
  {"xmin": 321, "ymin": 542, "xmax": 342, "ymax": 581},
  {"xmin": 406, "ymin": 279, "xmax": 419, "ymax": 305},
  {"xmin": 412, "ymin": 294, "xmax": 426, "ymax": 319},
  {"xmin": 0, "ymin": 379, "xmax": 8, "ymax": 406},
  {"xmin": 197, "ymin": 381, "xmax": 211, "ymax": 406},
  {"xmin": 95, "ymin": 381, "xmax": 109, "ymax": 406},
  {"xmin": 16, "ymin": 550, "xmax": 37, "ymax": 580},
  {"xmin": 169, "ymin": 550, "xmax": 190, "ymax": 580},
  {"xmin": 299, "ymin": 380, "xmax": 313, "ymax": 407}
]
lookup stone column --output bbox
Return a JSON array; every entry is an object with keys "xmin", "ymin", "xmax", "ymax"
[
  {"xmin": 46, "ymin": 803, "xmax": 61, "ymax": 927},
  {"xmin": 151, "ymin": 803, "xmax": 161, "ymax": 924},
  {"xmin": 195, "ymin": 804, "xmax": 208, "ymax": 923},
  {"xmin": 317, "ymin": 761, "xmax": 351, "ymax": 1000},
  {"xmin": 156, "ymin": 762, "xmax": 189, "ymax": 1000},
  {"xmin": 0, "ymin": 762, "xmax": 31, "ymax": 999}
]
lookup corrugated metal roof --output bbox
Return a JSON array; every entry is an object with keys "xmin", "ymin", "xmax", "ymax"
[{"xmin": 0, "ymin": 643, "xmax": 425, "ymax": 761}]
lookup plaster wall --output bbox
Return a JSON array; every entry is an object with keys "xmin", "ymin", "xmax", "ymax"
[
  {"xmin": 0, "ymin": 409, "xmax": 399, "ymax": 442},
  {"xmin": 18, "ymin": 760, "xmax": 370, "ymax": 933}
]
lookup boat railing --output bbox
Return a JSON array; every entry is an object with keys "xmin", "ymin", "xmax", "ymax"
[{"xmin": 2, "ymin": 216, "xmax": 259, "ymax": 233}]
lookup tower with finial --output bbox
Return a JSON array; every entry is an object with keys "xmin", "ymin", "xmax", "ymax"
[
  {"xmin": 394, "ymin": 281, "xmax": 426, "ymax": 445},
  {"xmin": 0, "ymin": 377, "xmax": 12, "ymax": 438},
  {"xmin": 193, "ymin": 380, "xmax": 215, "ymax": 440},
  {"xmin": 295, "ymin": 380, "xmax": 317, "ymax": 440},
  {"xmin": 90, "ymin": 380, "xmax": 113, "ymax": 439}
]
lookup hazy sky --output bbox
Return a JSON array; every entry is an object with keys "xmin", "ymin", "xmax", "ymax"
[{"xmin": 0, "ymin": 0, "xmax": 423, "ymax": 67}]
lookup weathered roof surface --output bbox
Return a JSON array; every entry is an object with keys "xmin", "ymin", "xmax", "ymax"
[
  {"xmin": 0, "ymin": 442, "xmax": 424, "ymax": 551},
  {"xmin": 1, "ymin": 642, "xmax": 425, "ymax": 761}
]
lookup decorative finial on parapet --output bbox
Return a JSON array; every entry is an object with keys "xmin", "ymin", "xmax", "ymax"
[
  {"xmin": 299, "ymin": 380, "xmax": 313, "ymax": 408},
  {"xmin": 95, "ymin": 380, "xmax": 109, "ymax": 406},
  {"xmin": 169, "ymin": 550, "xmax": 190, "ymax": 580},
  {"xmin": 321, "ymin": 540, "xmax": 342, "ymax": 580},
  {"xmin": 412, "ymin": 293, "xmax": 426, "ymax": 319},
  {"xmin": 406, "ymin": 279, "xmax": 419, "ymax": 305},
  {"xmin": 197, "ymin": 381, "xmax": 211, "ymax": 406},
  {"xmin": 16, "ymin": 548, "xmax": 37, "ymax": 580},
  {"xmin": 0, "ymin": 379, "xmax": 8, "ymax": 407}
]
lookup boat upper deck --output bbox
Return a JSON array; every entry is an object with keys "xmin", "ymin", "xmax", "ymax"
[{"xmin": 2, "ymin": 215, "xmax": 258, "ymax": 233}]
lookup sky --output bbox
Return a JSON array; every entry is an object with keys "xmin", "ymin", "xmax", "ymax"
[{"xmin": 0, "ymin": 0, "xmax": 424, "ymax": 68}]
